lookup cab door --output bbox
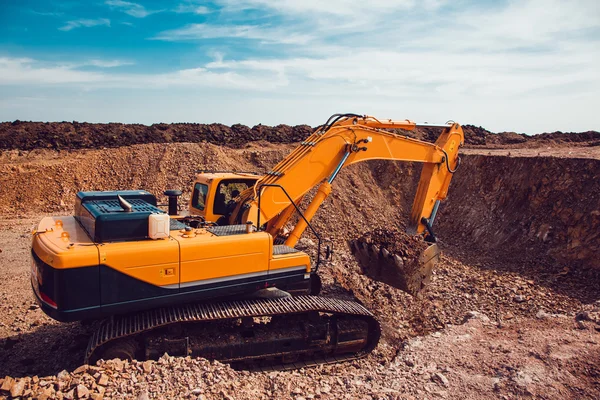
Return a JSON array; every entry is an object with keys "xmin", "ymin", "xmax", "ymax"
[{"xmin": 189, "ymin": 182, "xmax": 210, "ymax": 218}]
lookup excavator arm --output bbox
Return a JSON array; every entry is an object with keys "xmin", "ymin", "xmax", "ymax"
[{"xmin": 231, "ymin": 114, "xmax": 464, "ymax": 246}]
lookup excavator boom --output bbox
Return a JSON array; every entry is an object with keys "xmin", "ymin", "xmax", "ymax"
[{"xmin": 232, "ymin": 114, "xmax": 463, "ymax": 242}]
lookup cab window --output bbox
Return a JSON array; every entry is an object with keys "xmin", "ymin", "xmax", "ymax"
[
  {"xmin": 191, "ymin": 183, "xmax": 209, "ymax": 210},
  {"xmin": 213, "ymin": 179, "xmax": 256, "ymax": 215}
]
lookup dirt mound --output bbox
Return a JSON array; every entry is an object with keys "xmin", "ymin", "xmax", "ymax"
[
  {"xmin": 0, "ymin": 121, "xmax": 313, "ymax": 150},
  {"xmin": 405, "ymin": 124, "xmax": 600, "ymax": 148},
  {"xmin": 1, "ymin": 120, "xmax": 598, "ymax": 151},
  {"xmin": 354, "ymin": 228, "xmax": 429, "ymax": 257},
  {"xmin": 400, "ymin": 124, "xmax": 495, "ymax": 146}
]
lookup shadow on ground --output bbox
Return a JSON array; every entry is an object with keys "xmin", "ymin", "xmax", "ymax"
[
  {"xmin": 0, "ymin": 322, "xmax": 89, "ymax": 378},
  {"xmin": 443, "ymin": 242, "xmax": 600, "ymax": 305}
]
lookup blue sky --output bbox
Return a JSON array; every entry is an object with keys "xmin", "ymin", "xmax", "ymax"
[{"xmin": 0, "ymin": 0, "xmax": 598, "ymax": 133}]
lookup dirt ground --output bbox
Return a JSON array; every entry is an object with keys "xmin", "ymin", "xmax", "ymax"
[
  {"xmin": 1, "ymin": 216, "xmax": 598, "ymax": 399},
  {"xmin": 0, "ymin": 126, "xmax": 599, "ymax": 399}
]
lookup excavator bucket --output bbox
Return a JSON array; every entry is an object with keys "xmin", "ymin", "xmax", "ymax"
[{"xmin": 349, "ymin": 229, "xmax": 440, "ymax": 296}]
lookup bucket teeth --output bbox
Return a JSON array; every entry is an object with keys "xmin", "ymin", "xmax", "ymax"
[{"xmin": 394, "ymin": 254, "xmax": 404, "ymax": 267}]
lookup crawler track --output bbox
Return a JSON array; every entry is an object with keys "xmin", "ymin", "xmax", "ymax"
[{"xmin": 86, "ymin": 296, "xmax": 381, "ymax": 370}]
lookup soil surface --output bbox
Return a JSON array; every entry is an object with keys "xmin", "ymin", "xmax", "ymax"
[
  {"xmin": 353, "ymin": 229, "xmax": 430, "ymax": 259},
  {"xmin": 1, "ymin": 120, "xmax": 598, "ymax": 150},
  {"xmin": 1, "ymin": 124, "xmax": 599, "ymax": 399}
]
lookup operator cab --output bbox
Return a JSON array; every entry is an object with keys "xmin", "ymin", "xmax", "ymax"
[{"xmin": 189, "ymin": 172, "xmax": 260, "ymax": 225}]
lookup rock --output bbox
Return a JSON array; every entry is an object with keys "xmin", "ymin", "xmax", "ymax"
[
  {"xmin": 514, "ymin": 371, "xmax": 533, "ymax": 388},
  {"xmin": 463, "ymin": 311, "xmax": 490, "ymax": 323},
  {"xmin": 113, "ymin": 359, "xmax": 124, "ymax": 372},
  {"xmin": 536, "ymin": 310, "xmax": 549, "ymax": 319},
  {"xmin": 492, "ymin": 377, "xmax": 501, "ymax": 391},
  {"xmin": 292, "ymin": 387, "xmax": 303, "ymax": 395},
  {"xmin": 1, "ymin": 376, "xmax": 14, "ymax": 391},
  {"xmin": 219, "ymin": 390, "xmax": 234, "ymax": 400},
  {"xmin": 142, "ymin": 360, "xmax": 153, "ymax": 373},
  {"xmin": 191, "ymin": 388, "xmax": 203, "ymax": 395},
  {"xmin": 514, "ymin": 295, "xmax": 526, "ymax": 303},
  {"xmin": 38, "ymin": 387, "xmax": 55, "ymax": 400},
  {"xmin": 64, "ymin": 388, "xmax": 76, "ymax": 400},
  {"xmin": 576, "ymin": 311, "xmax": 593, "ymax": 321},
  {"xmin": 10, "ymin": 379, "xmax": 26, "ymax": 397},
  {"xmin": 58, "ymin": 370, "xmax": 70, "ymax": 380},
  {"xmin": 433, "ymin": 372, "xmax": 449, "ymax": 387},
  {"xmin": 77, "ymin": 384, "xmax": 90, "ymax": 398},
  {"xmin": 97, "ymin": 374, "xmax": 109, "ymax": 386},
  {"xmin": 137, "ymin": 391, "xmax": 150, "ymax": 400},
  {"xmin": 74, "ymin": 365, "xmax": 89, "ymax": 375}
]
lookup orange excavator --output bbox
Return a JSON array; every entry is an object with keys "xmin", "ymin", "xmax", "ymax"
[{"xmin": 31, "ymin": 114, "xmax": 463, "ymax": 368}]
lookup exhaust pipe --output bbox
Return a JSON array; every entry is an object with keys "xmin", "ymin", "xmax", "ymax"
[
  {"xmin": 117, "ymin": 195, "xmax": 133, "ymax": 212},
  {"xmin": 164, "ymin": 190, "xmax": 183, "ymax": 216}
]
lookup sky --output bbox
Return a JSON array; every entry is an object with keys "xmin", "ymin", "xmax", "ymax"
[{"xmin": 0, "ymin": 0, "xmax": 598, "ymax": 133}]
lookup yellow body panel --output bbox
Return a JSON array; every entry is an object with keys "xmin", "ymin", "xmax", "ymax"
[
  {"xmin": 33, "ymin": 216, "xmax": 99, "ymax": 269},
  {"xmin": 98, "ymin": 238, "xmax": 180, "ymax": 287},
  {"xmin": 270, "ymin": 253, "xmax": 310, "ymax": 273},
  {"xmin": 32, "ymin": 218, "xmax": 311, "ymax": 290},
  {"xmin": 174, "ymin": 229, "xmax": 271, "ymax": 284}
]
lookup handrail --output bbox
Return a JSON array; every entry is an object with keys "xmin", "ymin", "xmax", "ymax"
[
  {"xmin": 195, "ymin": 170, "xmax": 263, "ymax": 175},
  {"xmin": 257, "ymin": 184, "xmax": 324, "ymax": 271}
]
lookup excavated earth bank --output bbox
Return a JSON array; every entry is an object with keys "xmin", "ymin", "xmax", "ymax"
[
  {"xmin": 0, "ymin": 123, "xmax": 599, "ymax": 399},
  {"xmin": 1, "ymin": 121, "xmax": 598, "ymax": 150}
]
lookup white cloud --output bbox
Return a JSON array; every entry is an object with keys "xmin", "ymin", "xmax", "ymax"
[
  {"xmin": 204, "ymin": 47, "xmax": 598, "ymax": 100},
  {"xmin": 191, "ymin": 0, "xmax": 599, "ymax": 102},
  {"xmin": 174, "ymin": 3, "xmax": 211, "ymax": 14},
  {"xmin": 154, "ymin": 24, "xmax": 313, "ymax": 45},
  {"xmin": 0, "ymin": 56, "xmax": 285, "ymax": 91},
  {"xmin": 30, "ymin": 10, "xmax": 64, "ymax": 17},
  {"xmin": 59, "ymin": 18, "xmax": 111, "ymax": 31},
  {"xmin": 216, "ymin": 0, "xmax": 424, "ymax": 16},
  {"xmin": 0, "ymin": 58, "xmax": 106, "ymax": 84},
  {"xmin": 85, "ymin": 60, "xmax": 134, "ymax": 68},
  {"xmin": 105, "ymin": 0, "xmax": 157, "ymax": 18}
]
